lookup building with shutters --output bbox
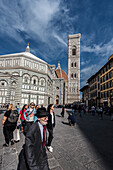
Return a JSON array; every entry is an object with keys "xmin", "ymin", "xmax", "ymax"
[{"xmin": 80, "ymin": 54, "xmax": 113, "ymax": 107}]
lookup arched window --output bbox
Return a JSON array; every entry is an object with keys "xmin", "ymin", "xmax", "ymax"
[
  {"xmin": 31, "ymin": 76, "xmax": 38, "ymax": 86},
  {"xmin": 75, "ymin": 62, "xmax": 76, "ymax": 67},
  {"xmin": 33, "ymin": 79, "xmax": 36, "ymax": 85},
  {"xmin": 74, "ymin": 73, "xmax": 76, "ymax": 78},
  {"xmin": 71, "ymin": 73, "xmax": 73, "ymax": 78},
  {"xmin": 41, "ymin": 80, "xmax": 44, "ymax": 86},
  {"xmin": 23, "ymin": 74, "xmax": 30, "ymax": 84},
  {"xmin": 72, "ymin": 46, "xmax": 76, "ymax": 55},
  {"xmin": 39, "ymin": 78, "xmax": 46, "ymax": 86},
  {"xmin": 25, "ymin": 76, "xmax": 28, "ymax": 83},
  {"xmin": 71, "ymin": 63, "xmax": 73, "ymax": 67}
]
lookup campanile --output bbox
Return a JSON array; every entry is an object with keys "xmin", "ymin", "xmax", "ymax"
[{"xmin": 67, "ymin": 33, "xmax": 81, "ymax": 103}]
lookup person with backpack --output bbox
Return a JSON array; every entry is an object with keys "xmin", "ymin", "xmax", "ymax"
[
  {"xmin": 2, "ymin": 104, "xmax": 18, "ymax": 147},
  {"xmin": 18, "ymin": 104, "xmax": 28, "ymax": 132}
]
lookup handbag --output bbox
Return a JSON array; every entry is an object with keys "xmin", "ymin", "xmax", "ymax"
[{"xmin": 13, "ymin": 126, "xmax": 20, "ymax": 142}]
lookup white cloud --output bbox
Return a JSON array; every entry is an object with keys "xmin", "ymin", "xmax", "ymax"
[
  {"xmin": 81, "ymin": 33, "xmax": 95, "ymax": 46},
  {"xmin": 0, "ymin": 1, "xmax": 25, "ymax": 42},
  {"xmin": 0, "ymin": 0, "xmax": 75, "ymax": 60},
  {"xmin": 81, "ymin": 61, "xmax": 85, "ymax": 66},
  {"xmin": 80, "ymin": 34, "xmax": 113, "ymax": 88},
  {"xmin": 81, "ymin": 38, "xmax": 113, "ymax": 57},
  {"xmin": 81, "ymin": 59, "xmax": 90, "ymax": 66},
  {"xmin": 80, "ymin": 64, "xmax": 101, "ymax": 88},
  {"xmin": 80, "ymin": 80, "xmax": 88, "ymax": 89},
  {"xmin": 21, "ymin": 0, "xmax": 60, "ymax": 41},
  {"xmin": 53, "ymin": 33, "xmax": 67, "ymax": 47},
  {"xmin": 0, "ymin": 0, "xmax": 72, "ymax": 43},
  {"xmin": 0, "ymin": 0, "xmax": 60, "ymax": 41}
]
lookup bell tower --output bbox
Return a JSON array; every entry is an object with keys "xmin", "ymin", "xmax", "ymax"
[{"xmin": 67, "ymin": 33, "xmax": 81, "ymax": 103}]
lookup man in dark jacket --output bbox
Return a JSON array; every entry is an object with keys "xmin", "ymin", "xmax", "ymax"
[{"xmin": 17, "ymin": 108, "xmax": 50, "ymax": 170}]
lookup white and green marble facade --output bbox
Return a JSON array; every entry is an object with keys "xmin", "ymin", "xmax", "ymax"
[
  {"xmin": 0, "ymin": 50, "xmax": 54, "ymax": 107},
  {"xmin": 0, "ymin": 47, "xmax": 65, "ymax": 107}
]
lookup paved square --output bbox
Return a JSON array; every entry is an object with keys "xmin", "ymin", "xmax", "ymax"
[{"xmin": 0, "ymin": 108, "xmax": 113, "ymax": 170}]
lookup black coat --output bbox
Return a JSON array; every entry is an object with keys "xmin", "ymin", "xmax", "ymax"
[
  {"xmin": 47, "ymin": 112, "xmax": 55, "ymax": 129},
  {"xmin": 17, "ymin": 121, "xmax": 48, "ymax": 170}
]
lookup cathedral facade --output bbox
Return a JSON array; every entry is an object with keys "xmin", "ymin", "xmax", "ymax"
[{"xmin": 0, "ymin": 34, "xmax": 81, "ymax": 107}]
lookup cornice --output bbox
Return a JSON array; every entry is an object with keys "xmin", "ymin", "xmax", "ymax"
[{"xmin": 0, "ymin": 66, "xmax": 52, "ymax": 80}]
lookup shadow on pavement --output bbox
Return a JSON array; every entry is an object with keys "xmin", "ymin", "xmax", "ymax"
[
  {"xmin": 76, "ymin": 113, "xmax": 113, "ymax": 170},
  {"xmin": 56, "ymin": 114, "xmax": 62, "ymax": 117},
  {"xmin": 61, "ymin": 121, "xmax": 69, "ymax": 126}
]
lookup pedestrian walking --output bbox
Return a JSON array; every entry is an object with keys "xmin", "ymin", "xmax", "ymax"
[
  {"xmin": 98, "ymin": 107, "xmax": 103, "ymax": 119},
  {"xmin": 47, "ymin": 104, "xmax": 55, "ymax": 153},
  {"xmin": 78, "ymin": 105, "xmax": 82, "ymax": 117},
  {"xmin": 61, "ymin": 104, "xmax": 65, "ymax": 117},
  {"xmin": 2, "ymin": 104, "xmax": 18, "ymax": 146},
  {"xmin": 83, "ymin": 105, "xmax": 86, "ymax": 114},
  {"xmin": 23, "ymin": 102, "xmax": 37, "ymax": 135},
  {"xmin": 91, "ymin": 105, "xmax": 95, "ymax": 116},
  {"xmin": 18, "ymin": 104, "xmax": 28, "ymax": 132},
  {"xmin": 17, "ymin": 108, "xmax": 50, "ymax": 170}
]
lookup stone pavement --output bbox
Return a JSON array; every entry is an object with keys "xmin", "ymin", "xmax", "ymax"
[{"xmin": 0, "ymin": 108, "xmax": 113, "ymax": 170}]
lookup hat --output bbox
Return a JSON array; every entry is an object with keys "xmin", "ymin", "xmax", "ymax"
[{"xmin": 36, "ymin": 108, "xmax": 49, "ymax": 118}]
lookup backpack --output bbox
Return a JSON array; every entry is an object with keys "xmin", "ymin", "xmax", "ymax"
[{"xmin": 8, "ymin": 110, "xmax": 18, "ymax": 123}]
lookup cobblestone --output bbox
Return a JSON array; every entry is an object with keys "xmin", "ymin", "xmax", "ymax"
[{"xmin": 0, "ymin": 109, "xmax": 113, "ymax": 170}]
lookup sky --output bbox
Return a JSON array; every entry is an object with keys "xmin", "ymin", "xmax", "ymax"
[{"xmin": 0, "ymin": 0, "xmax": 113, "ymax": 88}]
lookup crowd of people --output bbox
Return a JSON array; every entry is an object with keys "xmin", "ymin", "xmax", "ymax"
[
  {"xmin": 2, "ymin": 102, "xmax": 56, "ymax": 170},
  {"xmin": 69, "ymin": 103, "xmax": 113, "ymax": 121},
  {"xmin": 2, "ymin": 101, "xmax": 113, "ymax": 169}
]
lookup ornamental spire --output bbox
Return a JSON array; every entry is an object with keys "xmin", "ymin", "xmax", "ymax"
[
  {"xmin": 26, "ymin": 43, "xmax": 30, "ymax": 52},
  {"xmin": 58, "ymin": 61, "xmax": 61, "ymax": 69}
]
